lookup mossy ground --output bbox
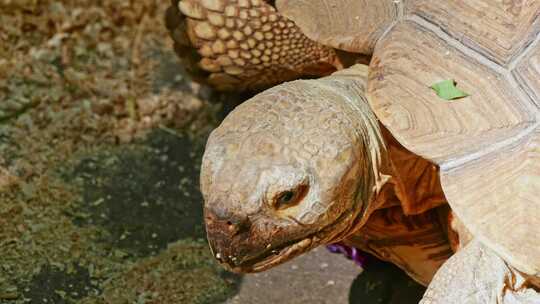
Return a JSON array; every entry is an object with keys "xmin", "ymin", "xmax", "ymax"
[
  {"xmin": 0, "ymin": 1, "xmax": 241, "ymax": 303},
  {"xmin": 1, "ymin": 129, "xmax": 242, "ymax": 304}
]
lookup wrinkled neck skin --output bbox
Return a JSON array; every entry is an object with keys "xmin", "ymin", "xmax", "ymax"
[
  {"xmin": 310, "ymin": 67, "xmax": 393, "ymax": 240},
  {"xmin": 201, "ymin": 65, "xmax": 393, "ymax": 272}
]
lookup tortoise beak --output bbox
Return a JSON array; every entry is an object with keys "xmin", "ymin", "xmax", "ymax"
[
  {"xmin": 204, "ymin": 206, "xmax": 253, "ymax": 271},
  {"xmin": 204, "ymin": 204, "xmax": 319, "ymax": 273}
]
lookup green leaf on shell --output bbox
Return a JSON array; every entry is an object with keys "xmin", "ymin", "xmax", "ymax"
[{"xmin": 430, "ymin": 79, "xmax": 470, "ymax": 101}]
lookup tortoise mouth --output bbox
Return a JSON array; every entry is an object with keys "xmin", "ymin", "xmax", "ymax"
[
  {"xmin": 227, "ymin": 234, "xmax": 317, "ymax": 273},
  {"xmin": 209, "ymin": 203, "xmax": 362, "ymax": 273},
  {"xmin": 222, "ymin": 209, "xmax": 359, "ymax": 272}
]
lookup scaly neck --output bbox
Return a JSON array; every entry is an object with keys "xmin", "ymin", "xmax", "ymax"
[{"xmin": 314, "ymin": 64, "xmax": 395, "ymax": 239}]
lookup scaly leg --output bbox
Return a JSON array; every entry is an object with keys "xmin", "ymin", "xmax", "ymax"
[{"xmin": 165, "ymin": 0, "xmax": 350, "ymax": 91}]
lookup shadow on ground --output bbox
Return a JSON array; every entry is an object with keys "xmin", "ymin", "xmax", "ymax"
[
  {"xmin": 349, "ymin": 260, "xmax": 425, "ymax": 304},
  {"xmin": 21, "ymin": 264, "xmax": 98, "ymax": 303},
  {"xmin": 71, "ymin": 131, "xmax": 207, "ymax": 256}
]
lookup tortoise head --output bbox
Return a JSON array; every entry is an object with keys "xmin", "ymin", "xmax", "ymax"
[{"xmin": 200, "ymin": 73, "xmax": 387, "ymax": 272}]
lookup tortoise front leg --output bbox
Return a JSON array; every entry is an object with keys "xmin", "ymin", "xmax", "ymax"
[
  {"xmin": 421, "ymin": 240, "xmax": 540, "ymax": 304},
  {"xmin": 166, "ymin": 0, "xmax": 346, "ymax": 91}
]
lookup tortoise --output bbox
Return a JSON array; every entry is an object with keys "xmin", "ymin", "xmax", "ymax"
[{"xmin": 166, "ymin": 0, "xmax": 540, "ymax": 302}]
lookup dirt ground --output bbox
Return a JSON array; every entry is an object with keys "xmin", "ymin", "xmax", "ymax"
[{"xmin": 0, "ymin": 1, "xmax": 424, "ymax": 303}]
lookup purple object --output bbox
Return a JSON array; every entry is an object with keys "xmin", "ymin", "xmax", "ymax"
[{"xmin": 326, "ymin": 243, "xmax": 368, "ymax": 268}]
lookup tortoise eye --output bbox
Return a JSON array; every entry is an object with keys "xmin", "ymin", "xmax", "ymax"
[
  {"xmin": 277, "ymin": 191, "xmax": 295, "ymax": 205},
  {"xmin": 274, "ymin": 185, "xmax": 308, "ymax": 209}
]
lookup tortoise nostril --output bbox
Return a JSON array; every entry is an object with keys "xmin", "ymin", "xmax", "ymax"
[
  {"xmin": 225, "ymin": 217, "xmax": 251, "ymax": 236},
  {"xmin": 205, "ymin": 207, "xmax": 251, "ymax": 235}
]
